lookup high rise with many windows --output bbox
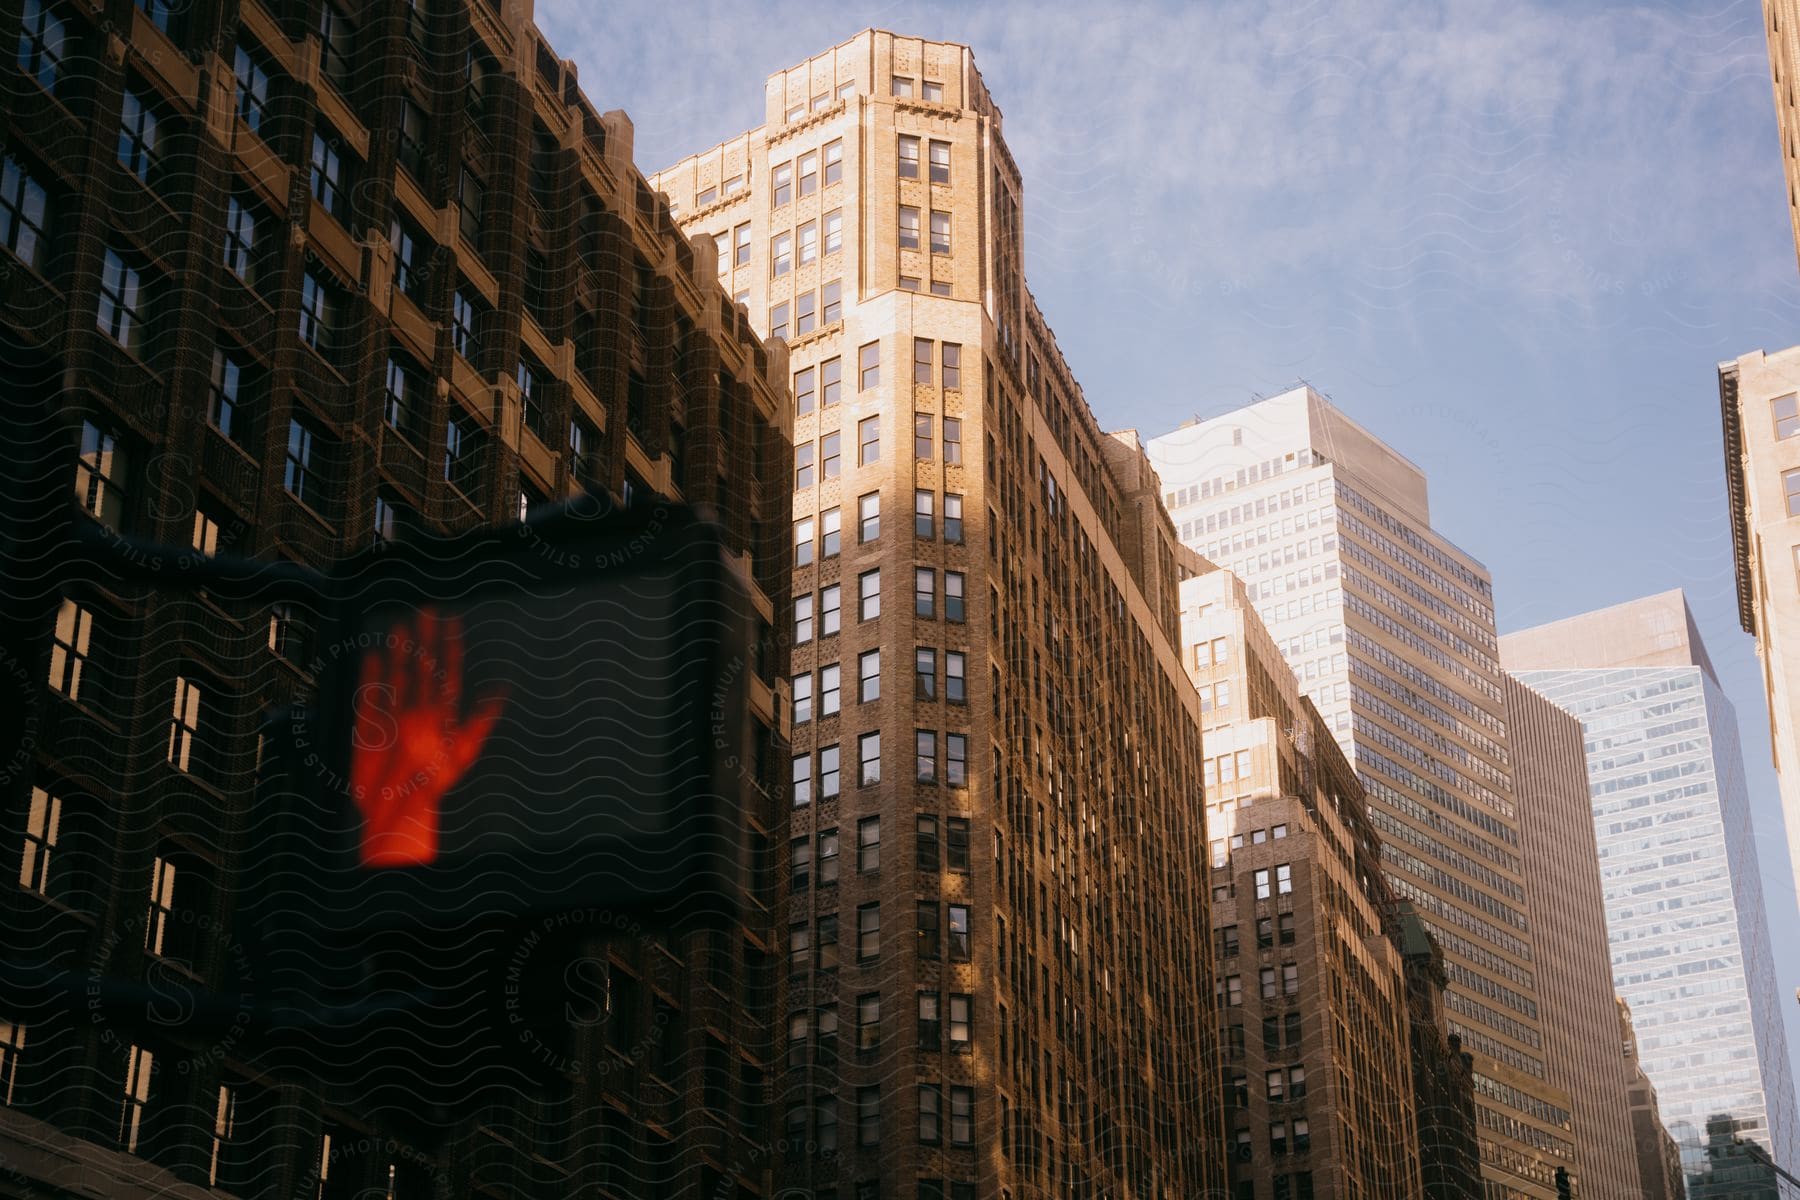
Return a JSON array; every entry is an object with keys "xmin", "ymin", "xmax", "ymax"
[
  {"xmin": 653, "ymin": 30, "xmax": 1225, "ymax": 1197},
  {"xmin": 2, "ymin": 0, "xmax": 794, "ymax": 1194},
  {"xmin": 1180, "ymin": 564, "xmax": 1439, "ymax": 1200},
  {"xmin": 1146, "ymin": 387, "xmax": 1578, "ymax": 1199},
  {"xmin": 1502, "ymin": 590, "xmax": 1800, "ymax": 1200}
]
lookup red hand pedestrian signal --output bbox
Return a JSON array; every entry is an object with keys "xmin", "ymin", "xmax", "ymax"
[{"xmin": 349, "ymin": 609, "xmax": 507, "ymax": 867}]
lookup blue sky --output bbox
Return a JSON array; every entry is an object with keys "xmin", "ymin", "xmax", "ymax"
[{"xmin": 538, "ymin": 0, "xmax": 1800, "ymax": 1089}]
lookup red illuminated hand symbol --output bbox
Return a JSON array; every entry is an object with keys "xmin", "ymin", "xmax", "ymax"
[{"xmin": 349, "ymin": 608, "xmax": 507, "ymax": 867}]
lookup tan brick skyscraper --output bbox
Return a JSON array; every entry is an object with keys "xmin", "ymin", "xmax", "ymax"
[
  {"xmin": 654, "ymin": 30, "xmax": 1225, "ymax": 1199},
  {"xmin": 1180, "ymin": 566, "xmax": 1427, "ymax": 1200}
]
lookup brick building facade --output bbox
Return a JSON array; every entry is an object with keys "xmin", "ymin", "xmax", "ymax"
[{"xmin": 0, "ymin": 0, "xmax": 792, "ymax": 1195}]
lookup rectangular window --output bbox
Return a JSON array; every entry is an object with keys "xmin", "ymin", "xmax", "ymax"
[
  {"xmin": 929, "ymin": 211, "xmax": 950, "ymax": 254},
  {"xmin": 48, "ymin": 597, "xmax": 92, "ymax": 700},
  {"xmin": 452, "ymin": 290, "xmax": 480, "ymax": 359},
  {"xmin": 18, "ymin": 0, "xmax": 66, "ymax": 93},
  {"xmin": 769, "ymin": 302, "xmax": 789, "ymax": 342},
  {"xmin": 792, "ymin": 673, "xmax": 813, "ymax": 725},
  {"xmin": 917, "ymin": 901, "xmax": 939, "ymax": 958},
  {"xmin": 165, "ymin": 675, "xmax": 201, "ymax": 771},
  {"xmin": 819, "ymin": 356, "xmax": 844, "ymax": 406},
  {"xmin": 790, "ymin": 838, "xmax": 812, "ymax": 891},
  {"xmin": 795, "ymin": 290, "xmax": 816, "ymax": 335},
  {"xmin": 298, "ymin": 271, "xmax": 338, "ymax": 354},
  {"xmin": 1255, "ymin": 868, "xmax": 1271, "ymax": 900},
  {"xmin": 946, "ymin": 819, "xmax": 969, "ymax": 871},
  {"xmin": 734, "ymin": 223, "xmax": 751, "ymax": 265},
  {"xmin": 820, "ymin": 744, "xmax": 840, "ymax": 799},
  {"xmin": 794, "ymin": 441, "xmax": 814, "ymax": 490},
  {"xmin": 1774, "ymin": 394, "xmax": 1799, "ymax": 439},
  {"xmin": 118, "ymin": 89, "xmax": 160, "ymax": 184},
  {"xmin": 232, "ymin": 43, "xmax": 270, "ymax": 134},
  {"xmin": 859, "ymin": 730, "xmax": 880, "ymax": 785},
  {"xmin": 1785, "ymin": 467, "xmax": 1800, "ymax": 517},
  {"xmin": 798, "ymin": 150, "xmax": 818, "ymax": 196},
  {"xmin": 857, "ymin": 1085, "xmax": 880, "ymax": 1145},
  {"xmin": 943, "ymin": 906, "xmax": 972, "ymax": 964},
  {"xmin": 928, "ymin": 140, "xmax": 950, "ymax": 184},
  {"xmin": 859, "ymin": 342, "xmax": 880, "ymax": 391},
  {"xmin": 859, "ymin": 568, "xmax": 881, "ymax": 620},
  {"xmin": 120, "ymin": 1045, "xmax": 154, "ymax": 1151},
  {"xmin": 824, "ymin": 210, "xmax": 842, "ymax": 255},
  {"xmin": 944, "ymin": 493, "xmax": 963, "ymax": 542},
  {"xmin": 794, "ymin": 594, "xmax": 814, "ymax": 644},
  {"xmin": 1277, "ymin": 863, "xmax": 1292, "ymax": 894},
  {"xmin": 946, "ymin": 992, "xmax": 972, "ymax": 1054},
  {"xmin": 0, "ymin": 1017, "xmax": 23, "ymax": 1105},
  {"xmin": 1, "ymin": 155, "xmax": 49, "ymax": 270},
  {"xmin": 898, "ymin": 135, "xmax": 920, "ymax": 179},
  {"xmin": 820, "ymin": 664, "xmax": 841, "ymax": 716},
  {"xmin": 857, "ymin": 993, "xmax": 881, "ymax": 1054},
  {"xmin": 772, "ymin": 161, "xmax": 792, "ymax": 207},
  {"xmin": 771, "ymin": 231, "xmax": 792, "ymax": 276},
  {"xmin": 917, "ymin": 1083, "xmax": 942, "ymax": 1146},
  {"xmin": 857, "ymin": 816, "xmax": 880, "ymax": 873},
  {"xmin": 917, "ymin": 991, "xmax": 940, "ymax": 1048},
  {"xmin": 943, "ymin": 418, "xmax": 962, "ymax": 464},
  {"xmin": 712, "ymin": 230, "xmax": 729, "ymax": 273},
  {"xmin": 822, "ymin": 432, "xmax": 842, "ymax": 480},
  {"xmin": 857, "ymin": 903, "xmax": 879, "ymax": 961},
  {"xmin": 892, "ymin": 76, "xmax": 915, "ymax": 98},
  {"xmin": 19, "ymin": 784, "xmax": 61, "ymax": 894},
  {"xmin": 922, "ymin": 80, "xmax": 943, "ymax": 101},
  {"xmin": 858, "ymin": 414, "xmax": 880, "ymax": 464},
  {"xmin": 916, "ymin": 815, "xmax": 939, "ymax": 871},
  {"xmin": 822, "ymin": 503, "xmax": 843, "ymax": 553},
  {"xmin": 821, "ymin": 584, "xmax": 841, "ymax": 636},
  {"xmin": 283, "ymin": 419, "xmax": 319, "ymax": 504},
  {"xmin": 915, "ymin": 489, "xmax": 934, "ymax": 538},
  {"xmin": 915, "ymin": 567, "xmax": 936, "ymax": 618},
  {"xmin": 817, "ymin": 914, "xmax": 838, "ymax": 972},
  {"xmin": 945, "ymin": 572, "xmax": 965, "ymax": 622},
  {"xmin": 795, "ymin": 367, "xmax": 816, "ymax": 415},
  {"xmin": 915, "ymin": 411, "xmax": 934, "ymax": 459},
  {"xmin": 915, "ymin": 729, "xmax": 937, "ymax": 783},
  {"xmin": 915, "ymin": 648, "xmax": 936, "ymax": 699},
  {"xmin": 818, "ymin": 829, "xmax": 839, "ymax": 885},
  {"xmin": 898, "ymin": 205, "xmax": 921, "ymax": 249},
  {"xmin": 942, "ymin": 343, "xmax": 961, "ymax": 388},
  {"xmin": 798, "ymin": 219, "xmax": 817, "ymax": 265},
  {"xmin": 949, "ymin": 1086, "xmax": 972, "ymax": 1145},
  {"xmin": 794, "ymin": 517, "xmax": 814, "ymax": 567},
  {"xmin": 945, "ymin": 652, "xmax": 966, "ymax": 703},
  {"xmin": 823, "ymin": 139, "xmax": 843, "ymax": 184},
  {"xmin": 914, "ymin": 338, "xmax": 935, "ymax": 386},
  {"xmin": 822, "ymin": 278, "xmax": 842, "ymax": 323},
  {"xmin": 946, "ymin": 734, "xmax": 966, "ymax": 787},
  {"xmin": 859, "ymin": 491, "xmax": 880, "ymax": 541},
  {"xmin": 792, "ymin": 754, "xmax": 812, "ymax": 808},
  {"xmin": 98, "ymin": 249, "xmax": 144, "ymax": 350},
  {"xmin": 309, "ymin": 132, "xmax": 344, "ymax": 220}
]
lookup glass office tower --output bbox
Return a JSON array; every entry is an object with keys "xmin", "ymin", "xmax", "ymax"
[{"xmin": 1503, "ymin": 591, "xmax": 1800, "ymax": 1199}]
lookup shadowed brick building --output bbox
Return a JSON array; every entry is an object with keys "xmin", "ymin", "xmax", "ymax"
[{"xmin": 0, "ymin": 0, "xmax": 792, "ymax": 1195}]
